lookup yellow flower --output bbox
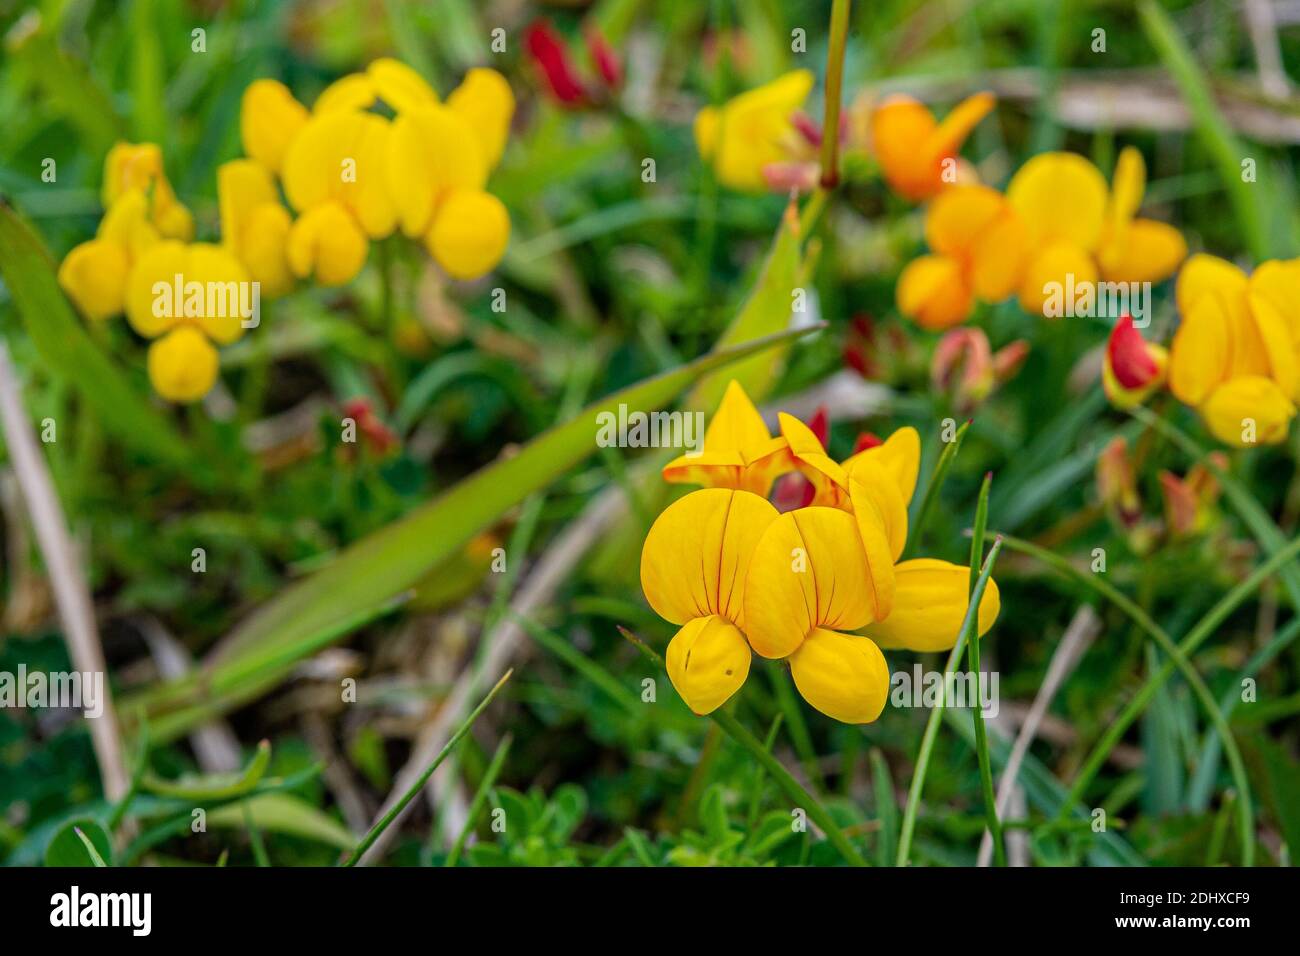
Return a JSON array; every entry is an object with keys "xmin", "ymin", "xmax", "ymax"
[
  {"xmin": 124, "ymin": 240, "xmax": 252, "ymax": 402},
  {"xmin": 102, "ymin": 143, "xmax": 194, "ymax": 241},
  {"xmin": 643, "ymin": 380, "xmax": 1000, "ymax": 724},
  {"xmin": 217, "ymin": 159, "xmax": 294, "ymax": 297},
  {"xmin": 59, "ymin": 189, "xmax": 160, "ymax": 321},
  {"xmin": 1168, "ymin": 254, "xmax": 1300, "ymax": 446},
  {"xmin": 869, "ymin": 92, "xmax": 995, "ymax": 201},
  {"xmin": 240, "ymin": 79, "xmax": 309, "ymax": 176},
  {"xmin": 896, "ymin": 184, "xmax": 1028, "ymax": 330},
  {"xmin": 1007, "ymin": 148, "xmax": 1186, "ymax": 315},
  {"xmin": 147, "ymin": 326, "xmax": 219, "ymax": 404},
  {"xmin": 694, "ymin": 70, "xmax": 814, "ymax": 192}
]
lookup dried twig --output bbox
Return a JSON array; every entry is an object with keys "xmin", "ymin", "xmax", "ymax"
[{"xmin": 0, "ymin": 342, "xmax": 129, "ymax": 800}]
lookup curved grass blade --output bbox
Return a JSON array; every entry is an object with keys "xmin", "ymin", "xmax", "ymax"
[
  {"xmin": 73, "ymin": 827, "xmax": 109, "ymax": 867},
  {"xmin": 341, "ymin": 669, "xmax": 513, "ymax": 866},
  {"xmin": 896, "ymin": 536, "xmax": 1004, "ymax": 866},
  {"xmin": 445, "ymin": 733, "xmax": 513, "ymax": 867},
  {"xmin": 140, "ymin": 739, "xmax": 271, "ymax": 801},
  {"xmin": 999, "ymin": 533, "xmax": 1256, "ymax": 866},
  {"xmin": 904, "ymin": 418, "xmax": 971, "ymax": 558}
]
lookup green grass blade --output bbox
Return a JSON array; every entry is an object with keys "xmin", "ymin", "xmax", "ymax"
[
  {"xmin": 896, "ymin": 536, "xmax": 1004, "ymax": 866},
  {"xmin": 141, "ymin": 739, "xmax": 271, "ymax": 801},
  {"xmin": 341, "ymin": 669, "xmax": 513, "ymax": 866},
  {"xmin": 0, "ymin": 201, "xmax": 191, "ymax": 468},
  {"xmin": 445, "ymin": 733, "xmax": 513, "ymax": 868},
  {"xmin": 904, "ymin": 418, "xmax": 971, "ymax": 558}
]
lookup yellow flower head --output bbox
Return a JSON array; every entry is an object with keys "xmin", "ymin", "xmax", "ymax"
[
  {"xmin": 869, "ymin": 92, "xmax": 995, "ymax": 201},
  {"xmin": 240, "ymin": 79, "xmax": 309, "ymax": 176},
  {"xmin": 643, "ymin": 380, "xmax": 999, "ymax": 723},
  {"xmin": 102, "ymin": 143, "xmax": 194, "ymax": 241},
  {"xmin": 147, "ymin": 326, "xmax": 219, "ymax": 404},
  {"xmin": 59, "ymin": 189, "xmax": 160, "ymax": 321},
  {"xmin": 694, "ymin": 70, "xmax": 815, "ymax": 193},
  {"xmin": 218, "ymin": 159, "xmax": 294, "ymax": 297},
  {"xmin": 1007, "ymin": 147, "xmax": 1186, "ymax": 315},
  {"xmin": 896, "ymin": 184, "xmax": 1028, "ymax": 330},
  {"xmin": 1168, "ymin": 254, "xmax": 1300, "ymax": 446}
]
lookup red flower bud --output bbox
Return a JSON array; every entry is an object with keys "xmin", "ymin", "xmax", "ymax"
[
  {"xmin": 525, "ymin": 21, "xmax": 587, "ymax": 105},
  {"xmin": 852, "ymin": 431, "xmax": 883, "ymax": 454},
  {"xmin": 1107, "ymin": 315, "xmax": 1159, "ymax": 390},
  {"xmin": 585, "ymin": 26, "xmax": 622, "ymax": 90}
]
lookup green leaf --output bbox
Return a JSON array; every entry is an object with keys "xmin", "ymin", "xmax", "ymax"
[
  {"xmin": 141, "ymin": 740, "xmax": 271, "ymax": 800},
  {"xmin": 207, "ymin": 794, "xmax": 355, "ymax": 851},
  {"xmin": 690, "ymin": 203, "xmax": 805, "ymax": 409},
  {"xmin": 45, "ymin": 818, "xmax": 113, "ymax": 867},
  {"xmin": 0, "ymin": 201, "xmax": 191, "ymax": 468}
]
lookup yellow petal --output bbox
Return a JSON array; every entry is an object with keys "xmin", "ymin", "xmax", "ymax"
[
  {"xmin": 703, "ymin": 379, "xmax": 772, "ymax": 455},
  {"xmin": 147, "ymin": 326, "xmax": 219, "ymax": 404},
  {"xmin": 743, "ymin": 507, "xmax": 880, "ymax": 659},
  {"xmin": 1169, "ymin": 292, "xmax": 1233, "ymax": 406},
  {"xmin": 446, "ymin": 67, "xmax": 515, "ymax": 170},
  {"xmin": 366, "ymin": 58, "xmax": 439, "ymax": 113},
  {"xmin": 694, "ymin": 106, "xmax": 720, "ymax": 162},
  {"xmin": 1007, "ymin": 152, "xmax": 1108, "ymax": 250},
  {"xmin": 97, "ymin": 188, "xmax": 160, "ymax": 258},
  {"xmin": 845, "ymin": 478, "xmax": 899, "ymax": 620},
  {"xmin": 927, "ymin": 91, "xmax": 996, "ymax": 165},
  {"xmin": 282, "ymin": 111, "xmax": 397, "ymax": 237},
  {"xmin": 841, "ymin": 425, "xmax": 920, "ymax": 505},
  {"xmin": 102, "ymin": 142, "xmax": 193, "ymax": 241},
  {"xmin": 314, "ymin": 73, "xmax": 376, "ymax": 114},
  {"xmin": 219, "ymin": 159, "xmax": 294, "ymax": 295},
  {"xmin": 897, "ymin": 254, "xmax": 973, "ymax": 331},
  {"xmin": 640, "ymin": 488, "xmax": 779, "ymax": 630},
  {"xmin": 1247, "ymin": 292, "xmax": 1298, "ymax": 399},
  {"xmin": 385, "ymin": 105, "xmax": 488, "ymax": 237},
  {"xmin": 665, "ymin": 615, "xmax": 751, "ymax": 715},
  {"xmin": 286, "ymin": 201, "xmax": 369, "ymax": 286},
  {"xmin": 864, "ymin": 558, "xmax": 1000, "ymax": 652},
  {"xmin": 1098, "ymin": 218, "xmax": 1187, "ymax": 284},
  {"xmin": 218, "ymin": 158, "xmax": 278, "ymax": 249},
  {"xmin": 1200, "ymin": 376, "xmax": 1295, "ymax": 447},
  {"xmin": 239, "ymin": 79, "xmax": 308, "ymax": 175},
  {"xmin": 124, "ymin": 239, "xmax": 189, "ymax": 338},
  {"xmin": 844, "ymin": 460, "xmax": 907, "ymax": 562},
  {"xmin": 778, "ymin": 412, "xmax": 849, "ymax": 507},
  {"xmin": 184, "ymin": 243, "xmax": 252, "ymax": 346},
  {"xmin": 969, "ymin": 210, "xmax": 1029, "ymax": 302},
  {"xmin": 788, "ymin": 627, "xmax": 890, "ymax": 724},
  {"xmin": 1107, "ymin": 145, "xmax": 1145, "ymax": 226},
  {"xmin": 238, "ymin": 203, "xmax": 295, "ymax": 297},
  {"xmin": 59, "ymin": 239, "xmax": 129, "ymax": 321},
  {"xmin": 1176, "ymin": 253, "xmax": 1248, "ymax": 317},
  {"xmin": 924, "ymin": 184, "xmax": 1005, "ymax": 258},
  {"xmin": 1248, "ymin": 258, "xmax": 1300, "ymax": 336},
  {"xmin": 1016, "ymin": 241, "xmax": 1098, "ymax": 316},
  {"xmin": 870, "ymin": 95, "xmax": 939, "ymax": 200},
  {"xmin": 699, "ymin": 70, "xmax": 813, "ymax": 192},
  {"xmin": 426, "ymin": 189, "xmax": 510, "ymax": 280}
]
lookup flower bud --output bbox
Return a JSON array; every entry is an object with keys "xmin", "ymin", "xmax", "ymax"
[
  {"xmin": 931, "ymin": 327, "xmax": 994, "ymax": 412},
  {"xmin": 1103, "ymin": 314, "xmax": 1167, "ymax": 408}
]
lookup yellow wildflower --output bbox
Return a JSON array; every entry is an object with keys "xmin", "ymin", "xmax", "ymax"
[
  {"xmin": 896, "ymin": 184, "xmax": 1028, "ymax": 330},
  {"xmin": 869, "ymin": 92, "xmax": 995, "ymax": 201},
  {"xmin": 643, "ymin": 381, "xmax": 999, "ymax": 724},
  {"xmin": 1168, "ymin": 254, "xmax": 1300, "ymax": 446},
  {"xmin": 217, "ymin": 159, "xmax": 294, "ymax": 297},
  {"xmin": 102, "ymin": 142, "xmax": 194, "ymax": 241},
  {"xmin": 58, "ymin": 189, "xmax": 160, "ymax": 321},
  {"xmin": 694, "ymin": 70, "xmax": 815, "ymax": 192},
  {"xmin": 1007, "ymin": 147, "xmax": 1186, "ymax": 315}
]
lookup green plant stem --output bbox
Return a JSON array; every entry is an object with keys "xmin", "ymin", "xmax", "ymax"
[
  {"xmin": 904, "ymin": 419, "xmax": 971, "ymax": 558},
  {"xmin": 618, "ymin": 627, "xmax": 867, "ymax": 867},
  {"xmin": 341, "ymin": 669, "xmax": 513, "ymax": 866},
  {"xmin": 895, "ymin": 537, "xmax": 1005, "ymax": 866},
  {"xmin": 819, "ymin": 0, "xmax": 852, "ymax": 187},
  {"xmin": 243, "ymin": 804, "xmax": 269, "ymax": 867},
  {"xmin": 966, "ymin": 475, "xmax": 1005, "ymax": 866},
  {"xmin": 999, "ymin": 533, "xmax": 1259, "ymax": 867}
]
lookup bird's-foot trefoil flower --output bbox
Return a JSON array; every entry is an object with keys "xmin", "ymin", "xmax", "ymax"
[
  {"xmin": 694, "ymin": 71, "xmax": 816, "ymax": 193},
  {"xmin": 643, "ymin": 380, "xmax": 1000, "ymax": 724},
  {"xmin": 867, "ymin": 91, "xmax": 995, "ymax": 201},
  {"xmin": 1168, "ymin": 254, "xmax": 1300, "ymax": 446}
]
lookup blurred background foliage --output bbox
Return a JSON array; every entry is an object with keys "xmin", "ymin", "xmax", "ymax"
[{"xmin": 1, "ymin": 0, "xmax": 1298, "ymax": 867}]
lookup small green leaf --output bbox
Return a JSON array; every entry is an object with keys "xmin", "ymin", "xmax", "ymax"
[
  {"xmin": 141, "ymin": 740, "xmax": 271, "ymax": 801},
  {"xmin": 45, "ymin": 818, "xmax": 113, "ymax": 867}
]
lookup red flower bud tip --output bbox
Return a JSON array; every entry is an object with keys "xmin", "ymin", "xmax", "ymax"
[
  {"xmin": 992, "ymin": 339, "xmax": 1030, "ymax": 383},
  {"xmin": 342, "ymin": 397, "xmax": 397, "ymax": 453},
  {"xmin": 1107, "ymin": 314, "xmax": 1159, "ymax": 389},
  {"xmin": 584, "ymin": 26, "xmax": 622, "ymax": 90},
  {"xmin": 791, "ymin": 112, "xmax": 823, "ymax": 148},
  {"xmin": 1158, "ymin": 470, "xmax": 1198, "ymax": 538},
  {"xmin": 525, "ymin": 20, "xmax": 587, "ymax": 105},
  {"xmin": 931, "ymin": 327, "xmax": 994, "ymax": 411},
  {"xmin": 852, "ymin": 431, "xmax": 883, "ymax": 454},
  {"xmin": 808, "ymin": 405, "xmax": 830, "ymax": 446}
]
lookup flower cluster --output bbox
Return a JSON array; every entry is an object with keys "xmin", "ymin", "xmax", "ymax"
[
  {"xmin": 692, "ymin": 77, "xmax": 992, "ymax": 200},
  {"xmin": 898, "ymin": 147, "xmax": 1187, "ymax": 329},
  {"xmin": 57, "ymin": 59, "xmax": 514, "ymax": 404},
  {"xmin": 1167, "ymin": 254, "xmax": 1300, "ymax": 447},
  {"xmin": 639, "ymin": 381, "xmax": 1000, "ymax": 723}
]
